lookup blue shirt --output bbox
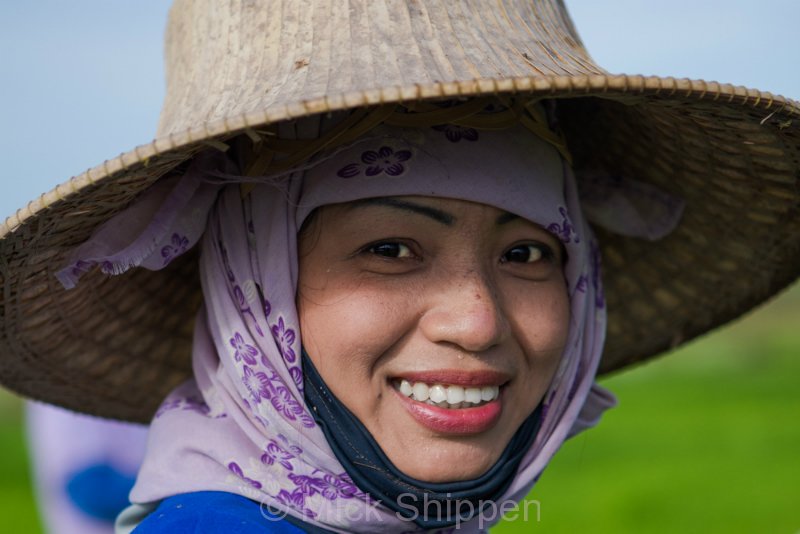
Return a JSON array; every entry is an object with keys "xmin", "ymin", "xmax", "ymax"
[{"xmin": 132, "ymin": 491, "xmax": 309, "ymax": 533}]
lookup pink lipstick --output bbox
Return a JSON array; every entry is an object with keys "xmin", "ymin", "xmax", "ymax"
[{"xmin": 393, "ymin": 386, "xmax": 503, "ymax": 434}]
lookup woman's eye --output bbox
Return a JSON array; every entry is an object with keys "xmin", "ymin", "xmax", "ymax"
[
  {"xmin": 502, "ymin": 244, "xmax": 548, "ymax": 264},
  {"xmin": 367, "ymin": 242, "xmax": 413, "ymax": 259}
]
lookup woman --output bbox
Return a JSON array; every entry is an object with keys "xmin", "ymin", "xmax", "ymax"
[
  {"xmin": 1, "ymin": 1, "xmax": 797, "ymax": 532},
  {"xmin": 55, "ymin": 109, "xmax": 615, "ymax": 532}
]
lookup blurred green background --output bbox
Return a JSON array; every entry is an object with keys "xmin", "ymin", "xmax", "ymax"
[{"xmin": 1, "ymin": 284, "xmax": 798, "ymax": 533}]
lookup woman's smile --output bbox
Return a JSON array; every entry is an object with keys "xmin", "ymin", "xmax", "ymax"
[
  {"xmin": 297, "ymin": 195, "xmax": 569, "ymax": 482},
  {"xmin": 390, "ymin": 371, "xmax": 507, "ymax": 433},
  {"xmin": 392, "ymin": 383, "xmax": 504, "ymax": 434}
]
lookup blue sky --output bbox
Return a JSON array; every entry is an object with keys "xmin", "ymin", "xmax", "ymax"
[{"xmin": 1, "ymin": 0, "xmax": 798, "ymax": 220}]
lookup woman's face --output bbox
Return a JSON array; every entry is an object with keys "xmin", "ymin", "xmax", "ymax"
[{"xmin": 297, "ymin": 196, "xmax": 569, "ymax": 482}]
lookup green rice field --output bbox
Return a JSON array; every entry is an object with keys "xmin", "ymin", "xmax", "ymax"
[{"xmin": 1, "ymin": 285, "xmax": 798, "ymax": 533}]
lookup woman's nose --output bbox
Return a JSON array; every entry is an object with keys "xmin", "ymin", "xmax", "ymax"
[{"xmin": 419, "ymin": 270, "xmax": 510, "ymax": 352}]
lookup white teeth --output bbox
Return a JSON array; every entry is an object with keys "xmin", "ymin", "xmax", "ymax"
[
  {"xmin": 412, "ymin": 382, "xmax": 430, "ymax": 402},
  {"xmin": 446, "ymin": 386, "xmax": 465, "ymax": 404},
  {"xmin": 465, "ymin": 387, "xmax": 482, "ymax": 404},
  {"xmin": 397, "ymin": 380, "xmax": 501, "ymax": 408},
  {"xmin": 481, "ymin": 386, "xmax": 497, "ymax": 402},
  {"xmin": 428, "ymin": 384, "xmax": 447, "ymax": 403}
]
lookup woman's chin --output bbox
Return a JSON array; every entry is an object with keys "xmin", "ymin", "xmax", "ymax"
[{"xmin": 381, "ymin": 439, "xmax": 501, "ymax": 483}]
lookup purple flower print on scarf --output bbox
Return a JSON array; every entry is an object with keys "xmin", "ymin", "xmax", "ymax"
[
  {"xmin": 230, "ymin": 332, "xmax": 259, "ymax": 365},
  {"xmin": 99, "ymin": 260, "xmax": 115, "ymax": 274},
  {"xmin": 276, "ymin": 489, "xmax": 317, "ymax": 519},
  {"xmin": 271, "ymin": 317, "xmax": 296, "ymax": 363},
  {"xmin": 228, "ymin": 462, "xmax": 262, "ymax": 489},
  {"xmin": 433, "ymin": 124, "xmax": 479, "ymax": 142},
  {"xmin": 241, "ymin": 357, "xmax": 313, "ymax": 427},
  {"xmin": 288, "ymin": 473, "xmax": 329, "ymax": 497},
  {"xmin": 250, "ymin": 344, "xmax": 313, "ymax": 426},
  {"xmin": 242, "ymin": 365, "xmax": 272, "ymax": 403},
  {"xmin": 336, "ymin": 146, "xmax": 412, "ymax": 178},
  {"xmin": 289, "ymin": 366, "xmax": 303, "ymax": 388},
  {"xmin": 547, "ymin": 206, "xmax": 579, "ymax": 244},
  {"xmin": 284, "ymin": 471, "xmax": 362, "ymax": 502},
  {"xmin": 268, "ymin": 383, "xmax": 309, "ymax": 425},
  {"xmin": 161, "ymin": 233, "xmax": 189, "ymax": 266},
  {"xmin": 261, "ymin": 436, "xmax": 303, "ymax": 471},
  {"xmin": 69, "ymin": 260, "xmax": 93, "ymax": 278},
  {"xmin": 262, "ymin": 295, "xmax": 272, "ymax": 318},
  {"xmin": 318, "ymin": 473, "xmax": 359, "ymax": 501}
]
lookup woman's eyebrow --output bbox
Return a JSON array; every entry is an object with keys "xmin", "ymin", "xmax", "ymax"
[
  {"xmin": 345, "ymin": 198, "xmax": 455, "ymax": 226},
  {"xmin": 496, "ymin": 211, "xmax": 519, "ymax": 225}
]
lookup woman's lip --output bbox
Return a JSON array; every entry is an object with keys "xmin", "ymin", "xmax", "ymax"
[
  {"xmin": 393, "ymin": 387, "xmax": 503, "ymax": 434},
  {"xmin": 392, "ymin": 369, "xmax": 509, "ymax": 387}
]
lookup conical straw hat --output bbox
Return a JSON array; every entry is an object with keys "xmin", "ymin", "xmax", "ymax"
[{"xmin": 1, "ymin": 0, "xmax": 798, "ymax": 422}]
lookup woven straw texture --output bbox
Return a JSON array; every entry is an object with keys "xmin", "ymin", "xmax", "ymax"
[{"xmin": 1, "ymin": 0, "xmax": 798, "ymax": 422}]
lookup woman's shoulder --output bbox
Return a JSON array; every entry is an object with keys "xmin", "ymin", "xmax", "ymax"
[{"xmin": 131, "ymin": 491, "xmax": 306, "ymax": 533}]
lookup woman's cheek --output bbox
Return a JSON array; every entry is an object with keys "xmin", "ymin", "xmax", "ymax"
[
  {"xmin": 299, "ymin": 281, "xmax": 395, "ymax": 380},
  {"xmin": 507, "ymin": 276, "xmax": 570, "ymax": 347}
]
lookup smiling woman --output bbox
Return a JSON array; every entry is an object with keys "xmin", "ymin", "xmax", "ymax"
[{"xmin": 0, "ymin": 1, "xmax": 798, "ymax": 533}]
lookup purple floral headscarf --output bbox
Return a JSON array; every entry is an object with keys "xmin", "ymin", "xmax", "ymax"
[{"xmin": 59, "ymin": 123, "xmax": 616, "ymax": 532}]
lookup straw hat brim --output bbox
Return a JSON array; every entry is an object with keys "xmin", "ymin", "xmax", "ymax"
[{"xmin": 1, "ymin": 75, "xmax": 798, "ymax": 422}]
